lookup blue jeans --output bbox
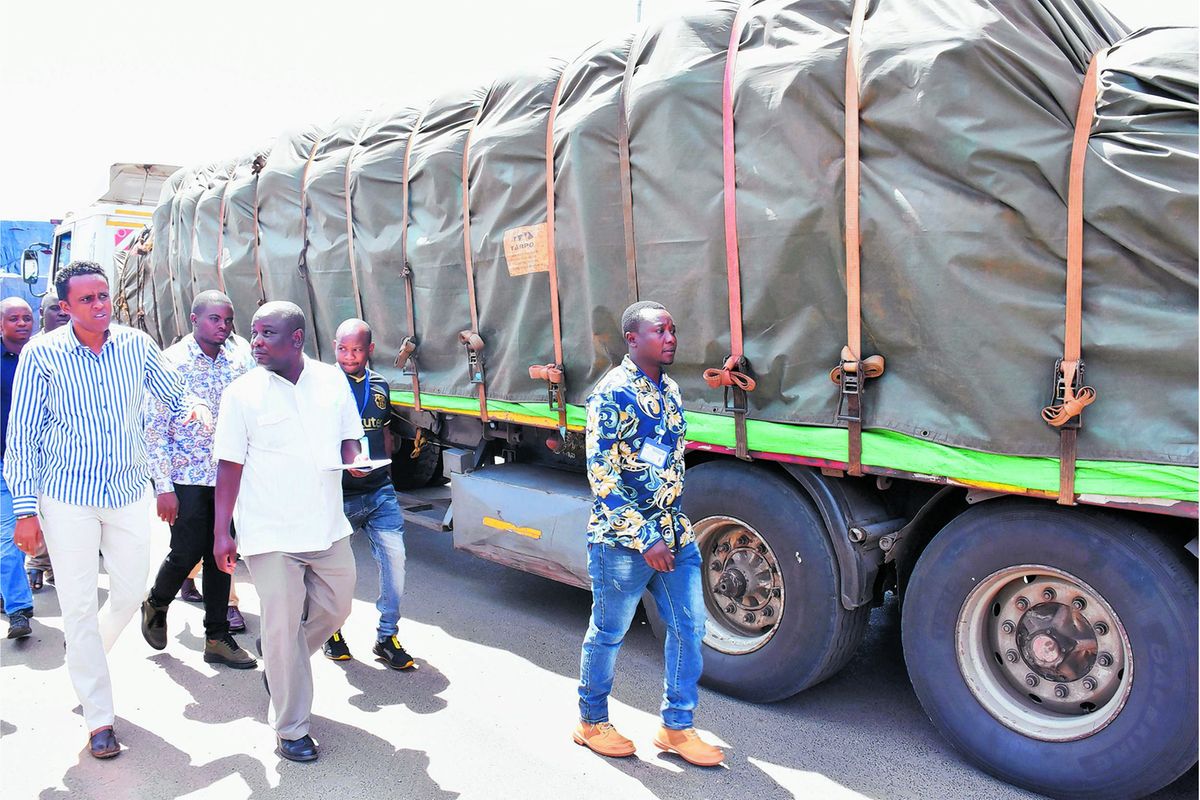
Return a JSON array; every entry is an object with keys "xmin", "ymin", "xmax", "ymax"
[
  {"xmin": 578, "ymin": 541, "xmax": 705, "ymax": 730},
  {"xmin": 343, "ymin": 483, "xmax": 406, "ymax": 640},
  {"xmin": 0, "ymin": 459, "xmax": 34, "ymax": 615}
]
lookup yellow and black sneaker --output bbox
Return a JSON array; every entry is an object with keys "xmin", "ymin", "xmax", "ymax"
[
  {"xmin": 322, "ymin": 630, "xmax": 352, "ymax": 661},
  {"xmin": 372, "ymin": 636, "xmax": 415, "ymax": 670}
]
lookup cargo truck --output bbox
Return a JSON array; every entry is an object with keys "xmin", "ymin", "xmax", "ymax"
[{"xmin": 110, "ymin": 2, "xmax": 1197, "ymax": 797}]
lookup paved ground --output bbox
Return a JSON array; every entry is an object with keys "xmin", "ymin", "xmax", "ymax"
[{"xmin": 2, "ymin": 501, "xmax": 1196, "ymax": 800}]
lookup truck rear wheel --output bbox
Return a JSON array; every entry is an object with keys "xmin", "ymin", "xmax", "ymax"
[
  {"xmin": 902, "ymin": 500, "xmax": 1197, "ymax": 799},
  {"xmin": 646, "ymin": 462, "xmax": 868, "ymax": 702},
  {"xmin": 390, "ymin": 437, "xmax": 442, "ymax": 490}
]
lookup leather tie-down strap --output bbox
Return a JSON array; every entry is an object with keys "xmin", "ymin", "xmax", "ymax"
[
  {"xmin": 617, "ymin": 34, "xmax": 641, "ymax": 305},
  {"xmin": 529, "ymin": 68, "xmax": 571, "ymax": 435},
  {"xmin": 462, "ymin": 100, "xmax": 490, "ymax": 423},
  {"xmin": 214, "ymin": 180, "xmax": 231, "ymax": 294},
  {"xmin": 396, "ymin": 110, "xmax": 427, "ymax": 412},
  {"xmin": 298, "ymin": 134, "xmax": 327, "ymax": 360},
  {"xmin": 703, "ymin": 2, "xmax": 757, "ymax": 461},
  {"xmin": 251, "ymin": 156, "xmax": 268, "ymax": 306},
  {"xmin": 343, "ymin": 116, "xmax": 375, "ymax": 321},
  {"xmin": 831, "ymin": 0, "xmax": 885, "ymax": 477},
  {"xmin": 1043, "ymin": 52, "xmax": 1102, "ymax": 506}
]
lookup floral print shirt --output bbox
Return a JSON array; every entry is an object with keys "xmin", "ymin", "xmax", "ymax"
[
  {"xmin": 585, "ymin": 355, "xmax": 693, "ymax": 552},
  {"xmin": 145, "ymin": 333, "xmax": 255, "ymax": 492}
]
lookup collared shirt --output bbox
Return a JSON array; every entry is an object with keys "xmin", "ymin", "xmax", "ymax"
[
  {"xmin": 213, "ymin": 357, "xmax": 364, "ymax": 557},
  {"xmin": 3, "ymin": 323, "xmax": 191, "ymax": 517},
  {"xmin": 146, "ymin": 333, "xmax": 255, "ymax": 493},
  {"xmin": 1, "ymin": 340, "xmax": 20, "ymax": 458},
  {"xmin": 585, "ymin": 355, "xmax": 692, "ymax": 552}
]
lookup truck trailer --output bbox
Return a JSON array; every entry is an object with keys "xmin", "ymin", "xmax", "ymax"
[{"xmin": 110, "ymin": 1, "xmax": 1197, "ymax": 797}]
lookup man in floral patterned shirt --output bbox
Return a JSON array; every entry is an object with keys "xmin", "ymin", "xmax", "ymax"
[
  {"xmin": 139, "ymin": 291, "xmax": 256, "ymax": 669},
  {"xmin": 573, "ymin": 301, "xmax": 724, "ymax": 767}
]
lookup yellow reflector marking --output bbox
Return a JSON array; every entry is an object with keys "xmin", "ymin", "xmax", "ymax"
[
  {"xmin": 482, "ymin": 516, "xmax": 542, "ymax": 539},
  {"xmin": 105, "ymin": 220, "xmax": 145, "ymax": 228},
  {"xmin": 114, "ymin": 209, "xmax": 154, "ymax": 217}
]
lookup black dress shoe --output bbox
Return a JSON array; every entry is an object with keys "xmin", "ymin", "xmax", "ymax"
[
  {"xmin": 140, "ymin": 597, "xmax": 168, "ymax": 650},
  {"xmin": 89, "ymin": 727, "xmax": 121, "ymax": 759},
  {"xmin": 276, "ymin": 734, "xmax": 318, "ymax": 762}
]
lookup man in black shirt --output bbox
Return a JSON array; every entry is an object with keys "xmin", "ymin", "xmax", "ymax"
[{"xmin": 322, "ymin": 319, "xmax": 415, "ymax": 670}]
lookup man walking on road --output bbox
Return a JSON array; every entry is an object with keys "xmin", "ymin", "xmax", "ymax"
[
  {"xmin": 4, "ymin": 261, "xmax": 211, "ymax": 759},
  {"xmin": 140, "ymin": 290, "xmax": 256, "ymax": 669},
  {"xmin": 212, "ymin": 301, "xmax": 369, "ymax": 762},
  {"xmin": 321, "ymin": 318, "xmax": 414, "ymax": 670},
  {"xmin": 1, "ymin": 297, "xmax": 36, "ymax": 638},
  {"xmin": 574, "ymin": 301, "xmax": 724, "ymax": 767}
]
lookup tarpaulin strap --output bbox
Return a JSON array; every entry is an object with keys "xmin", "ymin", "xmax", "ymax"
[
  {"xmin": 397, "ymin": 109, "xmax": 427, "ymax": 412},
  {"xmin": 702, "ymin": 2, "xmax": 757, "ymax": 462},
  {"xmin": 530, "ymin": 67, "xmax": 570, "ymax": 435},
  {"xmin": 462, "ymin": 100, "xmax": 490, "ymax": 423},
  {"xmin": 343, "ymin": 115, "xmax": 375, "ymax": 321},
  {"xmin": 166, "ymin": 206, "xmax": 185, "ymax": 340},
  {"xmin": 617, "ymin": 34, "xmax": 641, "ymax": 305},
  {"xmin": 298, "ymin": 134, "xmax": 327, "ymax": 359},
  {"xmin": 251, "ymin": 158, "xmax": 268, "ymax": 306},
  {"xmin": 1043, "ymin": 52, "xmax": 1102, "ymax": 506},
  {"xmin": 251, "ymin": 155, "xmax": 268, "ymax": 304},
  {"xmin": 831, "ymin": 0, "xmax": 885, "ymax": 477},
  {"xmin": 214, "ymin": 179, "xmax": 232, "ymax": 294}
]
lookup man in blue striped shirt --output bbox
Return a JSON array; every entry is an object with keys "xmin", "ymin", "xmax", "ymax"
[{"xmin": 3, "ymin": 261, "xmax": 211, "ymax": 760}]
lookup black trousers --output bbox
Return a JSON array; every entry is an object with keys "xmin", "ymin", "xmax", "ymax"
[{"xmin": 149, "ymin": 484, "xmax": 229, "ymax": 638}]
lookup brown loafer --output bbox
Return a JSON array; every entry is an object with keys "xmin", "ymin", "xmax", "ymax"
[
  {"xmin": 653, "ymin": 726, "xmax": 724, "ymax": 766},
  {"xmin": 89, "ymin": 727, "xmax": 121, "ymax": 759},
  {"xmin": 572, "ymin": 721, "xmax": 636, "ymax": 758}
]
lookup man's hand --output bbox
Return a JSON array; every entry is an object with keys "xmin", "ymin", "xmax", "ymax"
[
  {"xmin": 214, "ymin": 528, "xmax": 238, "ymax": 574},
  {"xmin": 13, "ymin": 516, "xmax": 44, "ymax": 558},
  {"xmin": 346, "ymin": 450, "xmax": 372, "ymax": 479},
  {"xmin": 184, "ymin": 403, "xmax": 213, "ymax": 430},
  {"xmin": 156, "ymin": 491, "xmax": 179, "ymax": 525},
  {"xmin": 642, "ymin": 540, "xmax": 675, "ymax": 572}
]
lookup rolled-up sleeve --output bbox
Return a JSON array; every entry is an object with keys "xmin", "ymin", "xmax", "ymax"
[{"xmin": 3, "ymin": 349, "xmax": 49, "ymax": 516}]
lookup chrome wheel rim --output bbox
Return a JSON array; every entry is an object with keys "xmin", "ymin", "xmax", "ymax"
[
  {"xmin": 695, "ymin": 515, "xmax": 784, "ymax": 655},
  {"xmin": 956, "ymin": 564, "xmax": 1132, "ymax": 742}
]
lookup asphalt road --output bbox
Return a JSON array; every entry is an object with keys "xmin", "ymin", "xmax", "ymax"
[{"xmin": 1, "ymin": 501, "xmax": 1196, "ymax": 800}]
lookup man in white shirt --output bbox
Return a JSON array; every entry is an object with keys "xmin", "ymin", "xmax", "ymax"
[{"xmin": 212, "ymin": 301, "xmax": 368, "ymax": 763}]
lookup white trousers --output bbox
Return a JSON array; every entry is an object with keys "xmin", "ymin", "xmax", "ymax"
[{"xmin": 40, "ymin": 492, "xmax": 151, "ymax": 731}]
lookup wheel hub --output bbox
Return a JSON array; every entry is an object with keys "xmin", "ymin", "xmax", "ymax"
[
  {"xmin": 694, "ymin": 516, "xmax": 784, "ymax": 655},
  {"xmin": 957, "ymin": 566, "xmax": 1133, "ymax": 742}
]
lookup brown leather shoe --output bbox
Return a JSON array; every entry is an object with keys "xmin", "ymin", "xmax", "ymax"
[
  {"xmin": 572, "ymin": 721, "xmax": 636, "ymax": 758},
  {"xmin": 653, "ymin": 726, "xmax": 724, "ymax": 766}
]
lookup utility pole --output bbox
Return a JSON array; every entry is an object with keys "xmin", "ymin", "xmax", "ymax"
[{"xmin": 636, "ymin": 0, "xmax": 643, "ymax": 23}]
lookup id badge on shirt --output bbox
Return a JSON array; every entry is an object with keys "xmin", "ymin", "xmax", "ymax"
[{"xmin": 639, "ymin": 438, "xmax": 670, "ymax": 469}]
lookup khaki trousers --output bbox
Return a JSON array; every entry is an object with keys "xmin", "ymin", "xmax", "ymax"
[
  {"xmin": 245, "ymin": 536, "xmax": 355, "ymax": 740},
  {"xmin": 40, "ymin": 492, "xmax": 152, "ymax": 731}
]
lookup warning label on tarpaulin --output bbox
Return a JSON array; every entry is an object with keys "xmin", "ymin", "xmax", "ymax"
[{"xmin": 503, "ymin": 223, "xmax": 550, "ymax": 276}]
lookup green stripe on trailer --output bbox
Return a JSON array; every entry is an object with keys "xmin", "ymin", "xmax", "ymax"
[{"xmin": 390, "ymin": 390, "xmax": 1198, "ymax": 503}]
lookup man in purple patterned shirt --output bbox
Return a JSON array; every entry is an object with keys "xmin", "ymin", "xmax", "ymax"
[{"xmin": 139, "ymin": 290, "xmax": 256, "ymax": 669}]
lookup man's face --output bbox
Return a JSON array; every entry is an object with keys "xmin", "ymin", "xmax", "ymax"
[
  {"xmin": 334, "ymin": 329, "xmax": 373, "ymax": 376},
  {"xmin": 42, "ymin": 297, "xmax": 70, "ymax": 331},
  {"xmin": 1, "ymin": 301, "xmax": 34, "ymax": 347},
  {"xmin": 192, "ymin": 302, "xmax": 235, "ymax": 350},
  {"xmin": 628, "ymin": 309, "xmax": 677, "ymax": 368},
  {"xmin": 62, "ymin": 273, "xmax": 112, "ymax": 336},
  {"xmin": 250, "ymin": 313, "xmax": 301, "ymax": 373}
]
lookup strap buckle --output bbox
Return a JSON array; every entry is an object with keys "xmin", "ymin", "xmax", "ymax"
[
  {"xmin": 1044, "ymin": 358, "xmax": 1090, "ymax": 431},
  {"xmin": 835, "ymin": 356, "xmax": 863, "ymax": 424},
  {"xmin": 459, "ymin": 331, "xmax": 486, "ymax": 385},
  {"xmin": 395, "ymin": 336, "xmax": 418, "ymax": 372}
]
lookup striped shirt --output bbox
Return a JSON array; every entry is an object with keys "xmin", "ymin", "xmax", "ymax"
[{"xmin": 2, "ymin": 323, "xmax": 192, "ymax": 517}]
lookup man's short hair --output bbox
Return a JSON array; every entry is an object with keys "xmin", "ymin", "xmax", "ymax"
[
  {"xmin": 253, "ymin": 300, "xmax": 306, "ymax": 335},
  {"xmin": 55, "ymin": 261, "xmax": 107, "ymax": 301},
  {"xmin": 191, "ymin": 290, "xmax": 233, "ymax": 315},
  {"xmin": 334, "ymin": 318, "xmax": 372, "ymax": 346},
  {"xmin": 621, "ymin": 301, "xmax": 667, "ymax": 335}
]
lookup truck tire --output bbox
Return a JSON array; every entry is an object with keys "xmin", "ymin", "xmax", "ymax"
[
  {"xmin": 902, "ymin": 500, "xmax": 1197, "ymax": 800},
  {"xmin": 645, "ymin": 461, "xmax": 868, "ymax": 702},
  {"xmin": 390, "ymin": 438, "xmax": 442, "ymax": 490}
]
